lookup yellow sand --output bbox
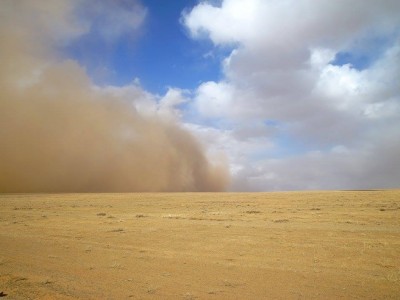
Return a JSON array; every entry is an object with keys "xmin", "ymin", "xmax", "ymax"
[{"xmin": 1, "ymin": 191, "xmax": 399, "ymax": 299}]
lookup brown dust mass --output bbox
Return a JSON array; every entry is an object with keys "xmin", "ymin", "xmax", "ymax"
[{"xmin": 0, "ymin": 1, "xmax": 229, "ymax": 192}]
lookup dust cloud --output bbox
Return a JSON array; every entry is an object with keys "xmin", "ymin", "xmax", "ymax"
[{"xmin": 0, "ymin": 1, "xmax": 229, "ymax": 192}]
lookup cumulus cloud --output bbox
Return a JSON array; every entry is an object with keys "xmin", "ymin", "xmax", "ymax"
[
  {"xmin": 231, "ymin": 134, "xmax": 400, "ymax": 191},
  {"xmin": 184, "ymin": 0, "xmax": 400, "ymax": 48},
  {"xmin": 183, "ymin": 0, "xmax": 400, "ymax": 190},
  {"xmin": 0, "ymin": 0, "xmax": 229, "ymax": 192}
]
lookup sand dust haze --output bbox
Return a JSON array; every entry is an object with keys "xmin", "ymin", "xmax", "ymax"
[{"xmin": 0, "ymin": 1, "xmax": 229, "ymax": 192}]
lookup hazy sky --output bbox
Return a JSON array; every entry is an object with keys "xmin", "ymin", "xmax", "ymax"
[{"xmin": 1, "ymin": 0, "xmax": 400, "ymax": 191}]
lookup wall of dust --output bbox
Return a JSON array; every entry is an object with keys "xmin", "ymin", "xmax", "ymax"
[{"xmin": 0, "ymin": 1, "xmax": 229, "ymax": 192}]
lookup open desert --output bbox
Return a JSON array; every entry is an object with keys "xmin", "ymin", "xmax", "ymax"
[{"xmin": 0, "ymin": 190, "xmax": 399, "ymax": 299}]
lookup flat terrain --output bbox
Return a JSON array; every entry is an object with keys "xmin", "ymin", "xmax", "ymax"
[{"xmin": 0, "ymin": 191, "xmax": 399, "ymax": 299}]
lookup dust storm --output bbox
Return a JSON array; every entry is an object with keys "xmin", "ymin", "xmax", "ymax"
[{"xmin": 0, "ymin": 1, "xmax": 228, "ymax": 192}]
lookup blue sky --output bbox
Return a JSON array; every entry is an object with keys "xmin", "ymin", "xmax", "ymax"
[
  {"xmin": 63, "ymin": 0, "xmax": 400, "ymax": 191},
  {"xmin": 3, "ymin": 0, "xmax": 399, "ymax": 192},
  {"xmin": 332, "ymin": 35, "xmax": 397, "ymax": 70},
  {"xmin": 67, "ymin": 0, "xmax": 227, "ymax": 94}
]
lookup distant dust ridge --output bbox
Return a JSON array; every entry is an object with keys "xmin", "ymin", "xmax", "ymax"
[{"xmin": 0, "ymin": 1, "xmax": 229, "ymax": 192}]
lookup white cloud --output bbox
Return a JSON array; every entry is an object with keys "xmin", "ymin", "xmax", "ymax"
[
  {"xmin": 183, "ymin": 0, "xmax": 400, "ymax": 190},
  {"xmin": 96, "ymin": 83, "xmax": 157, "ymax": 116},
  {"xmin": 99, "ymin": 84, "xmax": 193, "ymax": 123},
  {"xmin": 231, "ymin": 136, "xmax": 400, "ymax": 191},
  {"xmin": 185, "ymin": 123, "xmax": 275, "ymax": 178},
  {"xmin": 158, "ymin": 88, "xmax": 189, "ymax": 120},
  {"xmin": 194, "ymin": 81, "xmax": 234, "ymax": 118},
  {"xmin": 184, "ymin": 0, "xmax": 400, "ymax": 49},
  {"xmin": 183, "ymin": 0, "xmax": 259, "ymax": 44}
]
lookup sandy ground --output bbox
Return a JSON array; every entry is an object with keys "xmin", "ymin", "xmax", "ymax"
[{"xmin": 0, "ymin": 191, "xmax": 399, "ymax": 299}]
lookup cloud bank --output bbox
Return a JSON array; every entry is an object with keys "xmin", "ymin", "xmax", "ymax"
[
  {"xmin": 0, "ymin": 0, "xmax": 228, "ymax": 192},
  {"xmin": 183, "ymin": 0, "xmax": 400, "ymax": 191}
]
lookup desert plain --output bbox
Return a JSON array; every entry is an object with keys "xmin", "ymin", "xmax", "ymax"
[{"xmin": 0, "ymin": 190, "xmax": 399, "ymax": 299}]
